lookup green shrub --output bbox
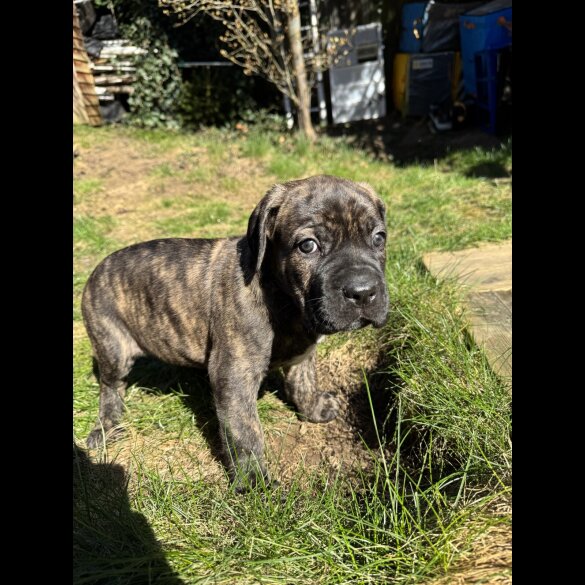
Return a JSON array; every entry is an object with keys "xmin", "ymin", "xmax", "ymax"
[{"xmin": 121, "ymin": 17, "xmax": 182, "ymax": 129}]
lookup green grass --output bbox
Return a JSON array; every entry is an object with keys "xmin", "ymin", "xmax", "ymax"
[
  {"xmin": 385, "ymin": 258, "xmax": 511, "ymax": 475},
  {"xmin": 123, "ymin": 127, "xmax": 193, "ymax": 155},
  {"xmin": 74, "ymin": 124, "xmax": 114, "ymax": 148},
  {"xmin": 444, "ymin": 138, "xmax": 512, "ymax": 178},
  {"xmin": 239, "ymin": 132, "xmax": 273, "ymax": 158},
  {"xmin": 74, "ymin": 378, "xmax": 509, "ymax": 584},
  {"xmin": 73, "ymin": 338, "xmax": 100, "ymax": 435},
  {"xmin": 73, "ymin": 215, "xmax": 117, "ymax": 255},
  {"xmin": 219, "ymin": 175, "xmax": 242, "ymax": 192},
  {"xmin": 73, "ymin": 124, "xmax": 511, "ymax": 584},
  {"xmin": 155, "ymin": 201, "xmax": 240, "ymax": 236},
  {"xmin": 74, "ymin": 178, "xmax": 104, "ymax": 204},
  {"xmin": 150, "ymin": 163, "xmax": 175, "ymax": 178},
  {"xmin": 186, "ymin": 166, "xmax": 215, "ymax": 183}
]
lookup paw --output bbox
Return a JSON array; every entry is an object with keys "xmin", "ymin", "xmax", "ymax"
[
  {"xmin": 231, "ymin": 467, "xmax": 276, "ymax": 494},
  {"xmin": 233, "ymin": 477, "xmax": 281, "ymax": 495},
  {"xmin": 86, "ymin": 425, "xmax": 125, "ymax": 449},
  {"xmin": 303, "ymin": 392, "xmax": 340, "ymax": 423}
]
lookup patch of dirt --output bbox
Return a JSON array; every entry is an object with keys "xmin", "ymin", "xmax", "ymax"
[
  {"xmin": 74, "ymin": 138, "xmax": 174, "ymax": 211},
  {"xmin": 265, "ymin": 341, "xmax": 388, "ymax": 484},
  {"xmin": 74, "ymin": 135, "xmax": 273, "ymax": 246},
  {"xmin": 74, "ymin": 138, "xmax": 183, "ymax": 244}
]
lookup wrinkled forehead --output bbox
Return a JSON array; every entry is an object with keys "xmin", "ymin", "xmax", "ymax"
[{"xmin": 277, "ymin": 179, "xmax": 384, "ymax": 238}]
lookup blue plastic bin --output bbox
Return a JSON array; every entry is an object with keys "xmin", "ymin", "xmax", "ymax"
[
  {"xmin": 399, "ymin": 2, "xmax": 427, "ymax": 53},
  {"xmin": 473, "ymin": 46, "xmax": 511, "ymax": 134},
  {"xmin": 459, "ymin": 0, "xmax": 512, "ymax": 96}
]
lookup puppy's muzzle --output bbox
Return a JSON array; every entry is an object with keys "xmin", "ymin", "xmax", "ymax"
[{"xmin": 311, "ymin": 264, "xmax": 389, "ymax": 334}]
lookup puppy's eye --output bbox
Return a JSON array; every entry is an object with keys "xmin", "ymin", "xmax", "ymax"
[
  {"xmin": 373, "ymin": 232, "xmax": 386, "ymax": 247},
  {"xmin": 298, "ymin": 239, "xmax": 319, "ymax": 254}
]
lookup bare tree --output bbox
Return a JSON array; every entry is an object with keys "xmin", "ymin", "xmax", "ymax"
[{"xmin": 160, "ymin": 0, "xmax": 326, "ymax": 141}]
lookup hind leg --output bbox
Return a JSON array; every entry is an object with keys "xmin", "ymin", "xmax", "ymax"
[{"xmin": 86, "ymin": 324, "xmax": 143, "ymax": 449}]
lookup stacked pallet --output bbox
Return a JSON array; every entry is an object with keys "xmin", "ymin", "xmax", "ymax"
[{"xmin": 90, "ymin": 40, "xmax": 146, "ymax": 103}]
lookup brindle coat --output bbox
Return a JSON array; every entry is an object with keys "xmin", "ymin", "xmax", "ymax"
[{"xmin": 82, "ymin": 175, "xmax": 389, "ymax": 489}]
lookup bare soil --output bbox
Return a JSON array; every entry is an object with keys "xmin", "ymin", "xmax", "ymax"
[{"xmin": 74, "ymin": 135, "xmax": 274, "ymax": 245}]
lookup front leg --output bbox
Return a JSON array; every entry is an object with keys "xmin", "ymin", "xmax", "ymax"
[
  {"xmin": 208, "ymin": 353, "xmax": 272, "ymax": 491},
  {"xmin": 284, "ymin": 347, "xmax": 340, "ymax": 423}
]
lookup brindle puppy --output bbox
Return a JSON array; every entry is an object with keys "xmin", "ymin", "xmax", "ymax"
[{"xmin": 82, "ymin": 175, "xmax": 389, "ymax": 489}]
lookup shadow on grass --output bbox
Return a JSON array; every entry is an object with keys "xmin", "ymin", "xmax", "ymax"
[
  {"xmin": 325, "ymin": 112, "xmax": 510, "ymax": 168},
  {"xmin": 73, "ymin": 443, "xmax": 184, "ymax": 585},
  {"xmin": 464, "ymin": 161, "xmax": 510, "ymax": 179},
  {"xmin": 123, "ymin": 357, "xmax": 223, "ymax": 463}
]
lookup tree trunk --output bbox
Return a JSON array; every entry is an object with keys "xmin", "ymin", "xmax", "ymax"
[{"xmin": 286, "ymin": 0, "xmax": 317, "ymax": 142}]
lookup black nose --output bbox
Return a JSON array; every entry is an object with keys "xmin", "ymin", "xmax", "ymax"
[{"xmin": 342, "ymin": 280, "xmax": 378, "ymax": 306}]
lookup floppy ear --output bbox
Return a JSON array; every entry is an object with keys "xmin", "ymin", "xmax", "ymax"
[
  {"xmin": 357, "ymin": 181, "xmax": 387, "ymax": 222},
  {"xmin": 247, "ymin": 183, "xmax": 286, "ymax": 275}
]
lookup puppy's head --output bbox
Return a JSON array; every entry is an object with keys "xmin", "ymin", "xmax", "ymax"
[{"xmin": 247, "ymin": 175, "xmax": 389, "ymax": 335}]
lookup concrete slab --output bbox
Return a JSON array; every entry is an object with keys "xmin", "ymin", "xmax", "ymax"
[{"xmin": 422, "ymin": 240, "xmax": 512, "ymax": 386}]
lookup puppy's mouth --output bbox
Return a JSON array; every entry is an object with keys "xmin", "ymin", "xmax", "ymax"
[
  {"xmin": 306, "ymin": 295, "xmax": 389, "ymax": 335},
  {"xmin": 316, "ymin": 317, "xmax": 368, "ymax": 335},
  {"xmin": 312, "ymin": 314, "xmax": 387, "ymax": 335}
]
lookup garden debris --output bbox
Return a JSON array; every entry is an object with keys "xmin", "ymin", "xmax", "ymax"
[
  {"xmin": 74, "ymin": 0, "xmax": 96, "ymax": 35},
  {"xmin": 91, "ymin": 14, "xmax": 119, "ymax": 40}
]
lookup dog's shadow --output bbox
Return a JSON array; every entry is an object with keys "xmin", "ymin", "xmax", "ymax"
[
  {"xmin": 73, "ymin": 442, "xmax": 185, "ymax": 584},
  {"xmin": 117, "ymin": 357, "xmax": 221, "ymax": 461}
]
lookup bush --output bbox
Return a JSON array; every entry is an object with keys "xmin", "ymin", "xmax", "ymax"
[
  {"xmin": 103, "ymin": 0, "xmax": 281, "ymax": 129},
  {"xmin": 177, "ymin": 67, "xmax": 258, "ymax": 129},
  {"xmin": 120, "ymin": 16, "xmax": 182, "ymax": 129}
]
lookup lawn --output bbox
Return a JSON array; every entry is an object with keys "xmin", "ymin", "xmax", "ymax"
[{"xmin": 73, "ymin": 123, "xmax": 512, "ymax": 584}]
